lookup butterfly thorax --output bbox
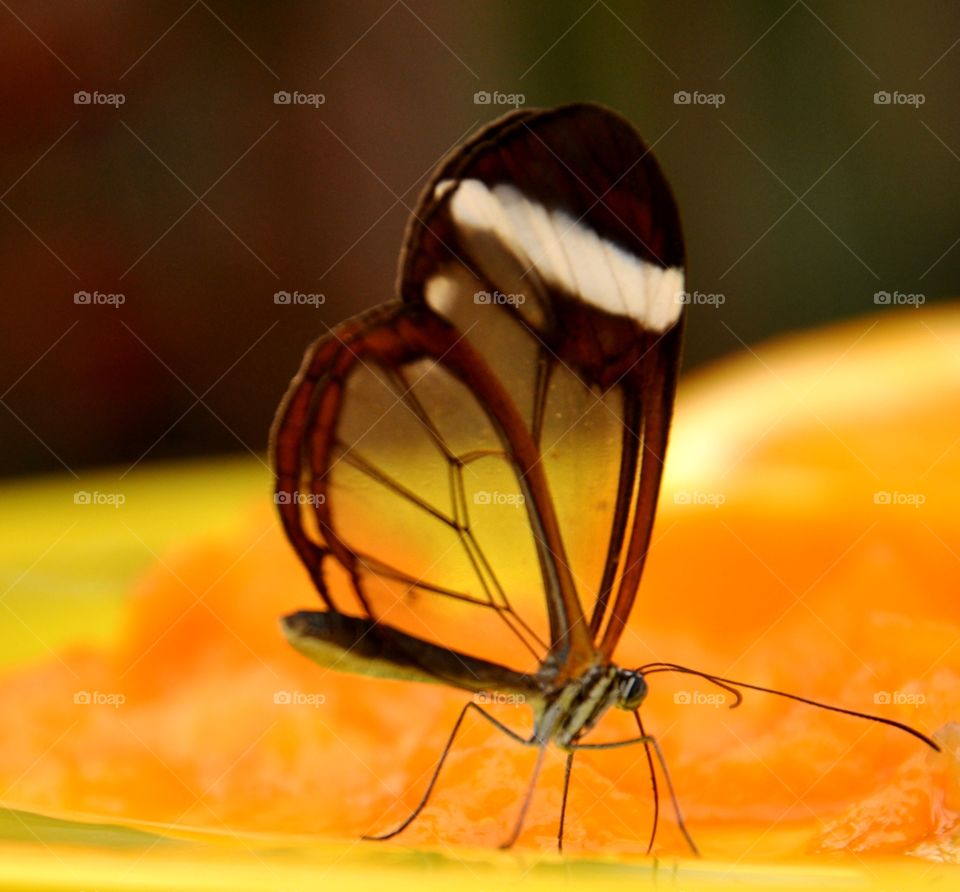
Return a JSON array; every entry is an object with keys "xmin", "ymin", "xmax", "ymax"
[{"xmin": 535, "ymin": 665, "xmax": 648, "ymax": 750}]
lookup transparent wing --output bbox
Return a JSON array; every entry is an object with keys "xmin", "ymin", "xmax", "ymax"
[{"xmin": 272, "ymin": 303, "xmax": 591, "ymax": 678}]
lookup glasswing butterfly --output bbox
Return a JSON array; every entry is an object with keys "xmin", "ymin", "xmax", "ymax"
[{"xmin": 271, "ymin": 103, "xmax": 939, "ymax": 853}]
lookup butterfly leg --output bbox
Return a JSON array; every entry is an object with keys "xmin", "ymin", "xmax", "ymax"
[
  {"xmin": 557, "ymin": 714, "xmax": 657, "ymax": 855},
  {"xmin": 364, "ymin": 700, "xmax": 532, "ymax": 842},
  {"xmin": 557, "ymin": 750, "xmax": 575, "ymax": 853},
  {"xmin": 571, "ymin": 725, "xmax": 699, "ymax": 856},
  {"xmin": 634, "ymin": 711, "xmax": 660, "ymax": 855},
  {"xmin": 498, "ymin": 741, "xmax": 548, "ymax": 850}
]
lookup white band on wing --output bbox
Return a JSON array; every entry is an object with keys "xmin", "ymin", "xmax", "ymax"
[{"xmin": 437, "ymin": 178, "xmax": 685, "ymax": 332}]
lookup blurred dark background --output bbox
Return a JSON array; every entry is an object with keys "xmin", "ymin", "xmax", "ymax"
[{"xmin": 1, "ymin": 0, "xmax": 957, "ymax": 478}]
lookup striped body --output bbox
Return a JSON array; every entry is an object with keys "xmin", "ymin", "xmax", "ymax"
[{"xmin": 537, "ymin": 665, "xmax": 630, "ymax": 749}]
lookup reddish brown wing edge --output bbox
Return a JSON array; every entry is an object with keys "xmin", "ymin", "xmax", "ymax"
[{"xmin": 594, "ymin": 320, "xmax": 683, "ymax": 658}]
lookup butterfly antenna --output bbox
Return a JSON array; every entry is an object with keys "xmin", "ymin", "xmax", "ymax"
[
  {"xmin": 633, "ymin": 710, "xmax": 660, "ymax": 854},
  {"xmin": 640, "ymin": 662, "xmax": 940, "ymax": 752},
  {"xmin": 641, "ymin": 662, "xmax": 743, "ymax": 707}
]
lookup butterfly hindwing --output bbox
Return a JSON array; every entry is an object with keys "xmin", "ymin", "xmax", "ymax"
[{"xmin": 273, "ymin": 301, "xmax": 593, "ymax": 682}]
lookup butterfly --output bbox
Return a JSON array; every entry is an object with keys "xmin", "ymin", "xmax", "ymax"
[{"xmin": 270, "ymin": 103, "xmax": 939, "ymax": 853}]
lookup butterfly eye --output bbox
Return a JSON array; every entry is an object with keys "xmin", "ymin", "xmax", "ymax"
[{"xmin": 618, "ymin": 672, "xmax": 648, "ymax": 709}]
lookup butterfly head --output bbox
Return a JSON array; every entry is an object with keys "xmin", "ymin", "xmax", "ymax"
[{"xmin": 615, "ymin": 669, "xmax": 648, "ymax": 711}]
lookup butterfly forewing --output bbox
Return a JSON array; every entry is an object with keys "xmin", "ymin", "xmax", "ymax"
[{"xmin": 398, "ymin": 103, "xmax": 685, "ymax": 661}]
